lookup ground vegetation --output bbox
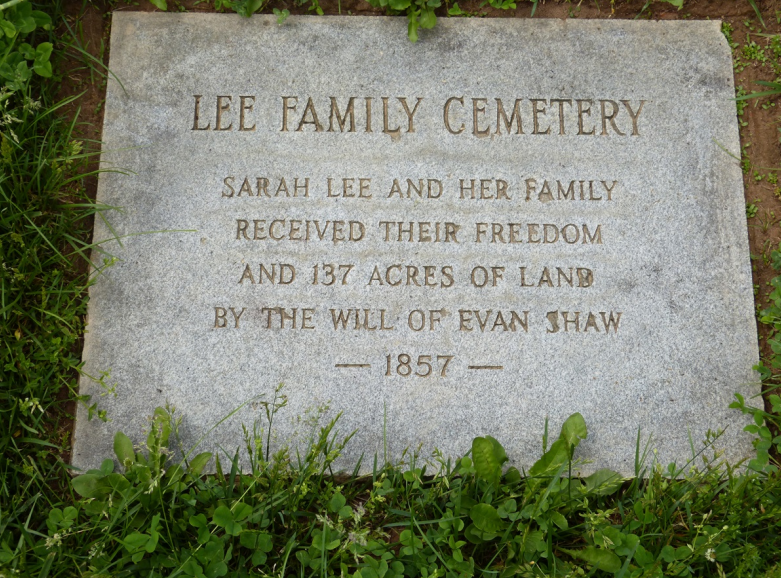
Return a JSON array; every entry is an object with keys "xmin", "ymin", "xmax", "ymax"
[{"xmin": 2, "ymin": 0, "xmax": 781, "ymax": 575}]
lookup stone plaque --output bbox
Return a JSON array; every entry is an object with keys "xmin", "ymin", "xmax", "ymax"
[{"xmin": 74, "ymin": 13, "xmax": 760, "ymax": 475}]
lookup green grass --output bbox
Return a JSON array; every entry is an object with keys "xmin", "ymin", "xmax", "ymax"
[
  {"xmin": 0, "ymin": 0, "xmax": 111, "ymax": 573},
  {"xmin": 1, "ymin": 0, "xmax": 781, "ymax": 576},
  {"xmin": 12, "ymin": 402, "xmax": 781, "ymax": 577}
]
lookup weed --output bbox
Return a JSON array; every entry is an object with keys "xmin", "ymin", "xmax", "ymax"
[
  {"xmin": 736, "ymin": 85, "xmax": 749, "ymax": 125},
  {"xmin": 273, "ymin": 6, "xmax": 290, "ymax": 21},
  {"xmin": 757, "ymin": 209, "xmax": 777, "ymax": 234},
  {"xmin": 482, "ymin": 0, "xmax": 517, "ymax": 11},
  {"xmin": 739, "ymin": 79, "xmax": 781, "ymax": 102},
  {"xmin": 637, "ymin": 0, "xmax": 684, "ymax": 18},
  {"xmin": 215, "ymin": 0, "xmax": 267, "ymax": 15},
  {"xmin": 362, "ymin": 0, "xmax": 440, "ymax": 42},
  {"xmin": 5, "ymin": 402, "xmax": 773, "ymax": 576},
  {"xmin": 742, "ymin": 142, "xmax": 752, "ymax": 173},
  {"xmin": 748, "ymin": 0, "xmax": 766, "ymax": 29},
  {"xmin": 750, "ymin": 241, "xmax": 781, "ymax": 474},
  {"xmin": 731, "ymin": 392, "xmax": 781, "ymax": 473},
  {"xmin": 743, "ymin": 39, "xmax": 768, "ymax": 65},
  {"xmin": 722, "ymin": 21, "xmax": 737, "ymax": 50},
  {"xmin": 0, "ymin": 1, "xmax": 113, "ymax": 576},
  {"xmin": 0, "ymin": 4, "xmax": 53, "ymax": 95}
]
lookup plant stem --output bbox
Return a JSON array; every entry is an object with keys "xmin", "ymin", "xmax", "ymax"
[{"xmin": 0, "ymin": 0, "xmax": 25, "ymax": 11}]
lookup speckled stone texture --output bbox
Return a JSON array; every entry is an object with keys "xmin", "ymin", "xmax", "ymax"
[{"xmin": 73, "ymin": 13, "xmax": 760, "ymax": 475}]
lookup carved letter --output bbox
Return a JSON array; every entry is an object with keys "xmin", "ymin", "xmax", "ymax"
[
  {"xmin": 382, "ymin": 97, "xmax": 401, "ymax": 136},
  {"xmin": 328, "ymin": 97, "xmax": 356, "ymax": 132},
  {"xmin": 215, "ymin": 96, "xmax": 232, "ymax": 131},
  {"xmin": 600, "ymin": 99, "xmax": 624, "ymax": 136},
  {"xmin": 531, "ymin": 99, "xmax": 550, "ymax": 135},
  {"xmin": 192, "ymin": 95, "xmax": 210, "ymax": 130},
  {"xmin": 222, "ymin": 176, "xmax": 235, "ymax": 198},
  {"xmin": 549, "ymin": 98, "xmax": 572, "ymax": 135},
  {"xmin": 472, "ymin": 98, "xmax": 489, "ymax": 137},
  {"xmin": 239, "ymin": 96, "xmax": 256, "ymax": 131},
  {"xmin": 297, "ymin": 98, "xmax": 324, "ymax": 132},
  {"xmin": 399, "ymin": 97, "xmax": 423, "ymax": 133},
  {"xmin": 444, "ymin": 96, "xmax": 465, "ymax": 134},
  {"xmin": 621, "ymin": 100, "xmax": 646, "ymax": 136},
  {"xmin": 577, "ymin": 99, "xmax": 595, "ymax": 135},
  {"xmin": 281, "ymin": 96, "xmax": 298, "ymax": 132},
  {"xmin": 495, "ymin": 98, "xmax": 523, "ymax": 135}
]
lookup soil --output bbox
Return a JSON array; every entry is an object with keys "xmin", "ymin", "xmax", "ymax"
[{"xmin": 57, "ymin": 0, "xmax": 781, "ymax": 429}]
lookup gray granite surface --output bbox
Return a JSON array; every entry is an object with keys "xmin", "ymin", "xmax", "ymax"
[{"xmin": 73, "ymin": 13, "xmax": 760, "ymax": 475}]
